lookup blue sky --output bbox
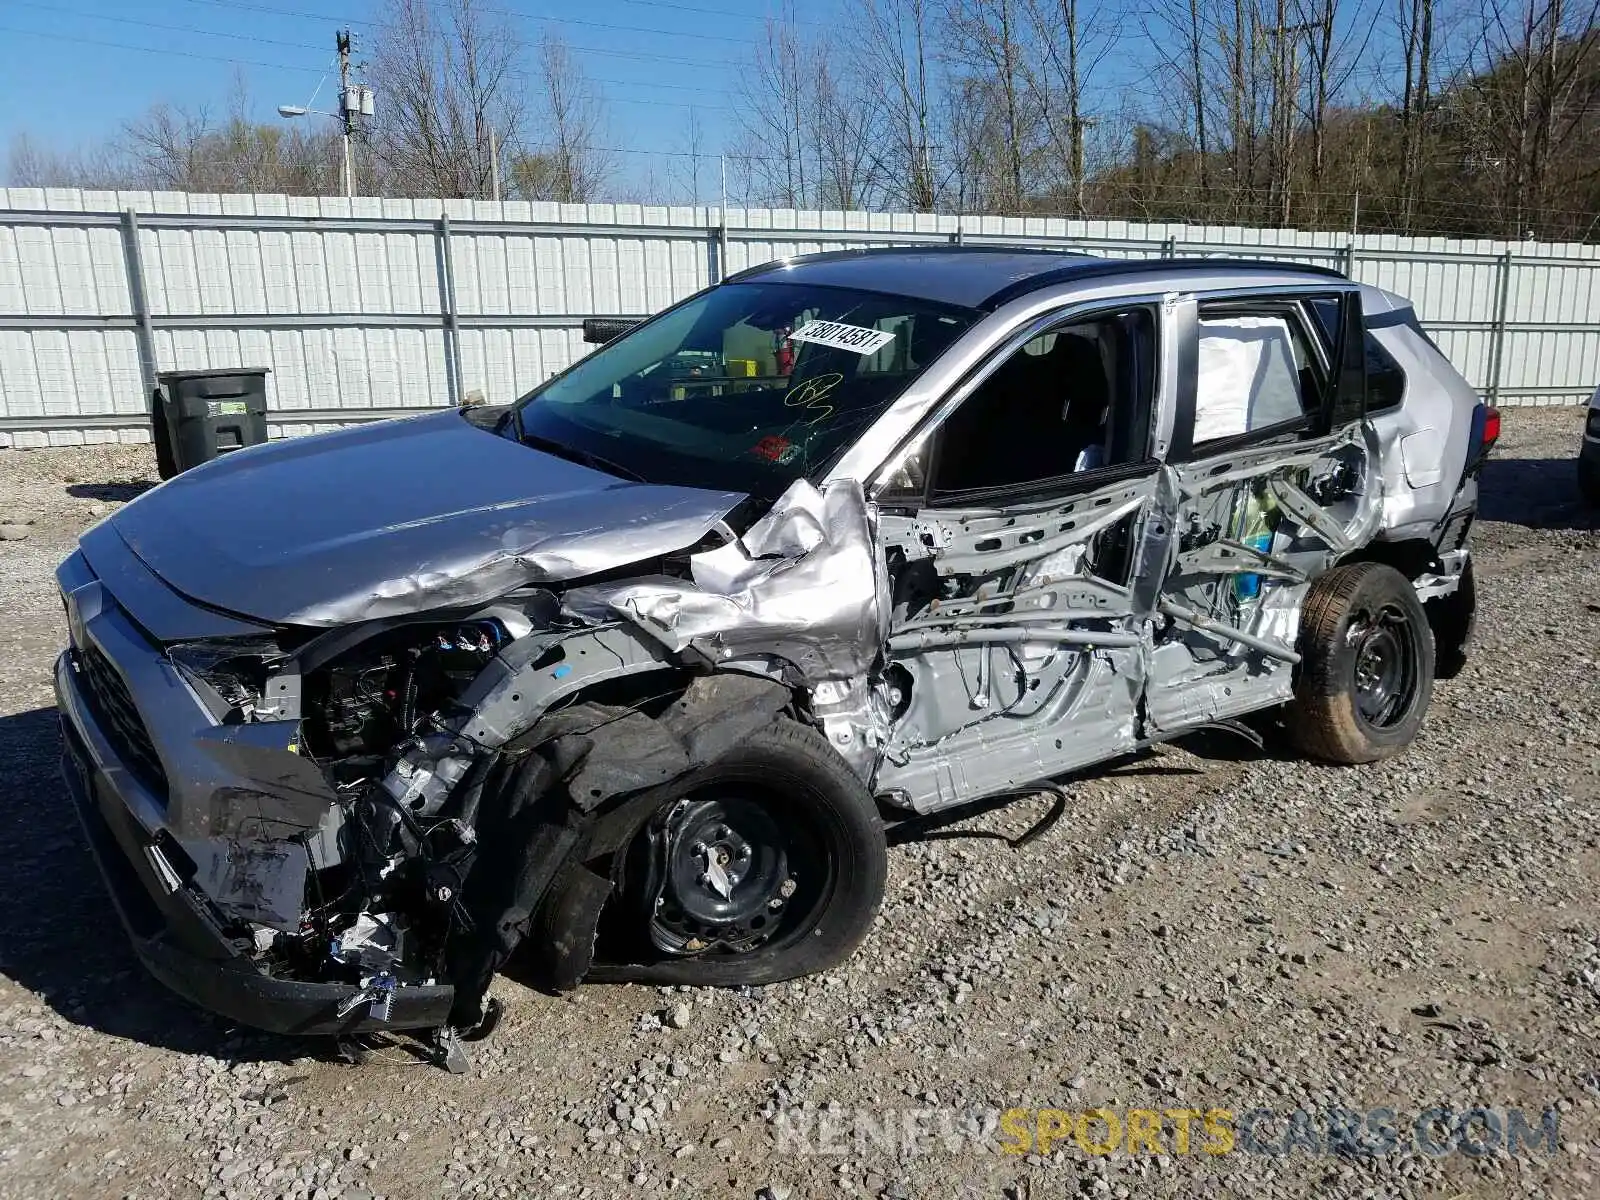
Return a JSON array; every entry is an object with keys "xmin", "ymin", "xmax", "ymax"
[{"xmin": 0, "ymin": 0, "xmax": 781, "ymax": 196}]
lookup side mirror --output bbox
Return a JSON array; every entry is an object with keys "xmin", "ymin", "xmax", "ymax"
[{"xmin": 582, "ymin": 317, "xmax": 640, "ymax": 345}]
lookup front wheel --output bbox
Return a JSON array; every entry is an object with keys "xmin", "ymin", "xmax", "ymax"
[
  {"xmin": 599, "ymin": 721, "xmax": 887, "ymax": 987},
  {"xmin": 1285, "ymin": 561, "xmax": 1435, "ymax": 764}
]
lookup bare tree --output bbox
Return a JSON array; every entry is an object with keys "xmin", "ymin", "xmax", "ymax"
[
  {"xmin": 944, "ymin": 0, "xmax": 1034, "ymax": 211},
  {"xmin": 6, "ymin": 132, "xmax": 134, "ymax": 190},
  {"xmin": 1296, "ymin": 0, "xmax": 1377, "ymax": 225},
  {"xmin": 521, "ymin": 33, "xmax": 612, "ymax": 202},
  {"xmin": 814, "ymin": 60, "xmax": 887, "ymax": 208},
  {"xmin": 732, "ymin": 3, "xmax": 885, "ymax": 209},
  {"xmin": 855, "ymin": 0, "xmax": 942, "ymax": 210},
  {"xmin": 1464, "ymin": 0, "xmax": 1600, "ymax": 234},
  {"xmin": 1023, "ymin": 0, "xmax": 1116, "ymax": 215},
  {"xmin": 1398, "ymin": 0, "xmax": 1438, "ymax": 226},
  {"xmin": 1183, "ymin": 0, "xmax": 1212, "ymax": 196},
  {"xmin": 733, "ymin": 6, "xmax": 815, "ymax": 206},
  {"xmin": 370, "ymin": 0, "xmax": 525, "ymax": 199},
  {"xmin": 669, "ymin": 106, "xmax": 709, "ymax": 206},
  {"xmin": 941, "ymin": 73, "xmax": 995, "ymax": 211},
  {"xmin": 115, "ymin": 74, "xmax": 341, "ymax": 196}
]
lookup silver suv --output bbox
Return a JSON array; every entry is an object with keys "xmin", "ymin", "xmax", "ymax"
[{"xmin": 55, "ymin": 248, "xmax": 1495, "ymax": 1061}]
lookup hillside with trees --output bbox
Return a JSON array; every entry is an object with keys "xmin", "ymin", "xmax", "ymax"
[{"xmin": 7, "ymin": 0, "xmax": 1600, "ymax": 241}]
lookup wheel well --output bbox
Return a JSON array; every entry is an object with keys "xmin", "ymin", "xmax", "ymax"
[
  {"xmin": 1338, "ymin": 537, "xmax": 1440, "ymax": 581},
  {"xmin": 1337, "ymin": 535, "xmax": 1474, "ymax": 678},
  {"xmin": 551, "ymin": 668, "xmax": 697, "ymax": 718}
]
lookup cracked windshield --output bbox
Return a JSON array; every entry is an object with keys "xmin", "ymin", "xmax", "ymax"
[{"xmin": 511, "ymin": 281, "xmax": 976, "ymax": 497}]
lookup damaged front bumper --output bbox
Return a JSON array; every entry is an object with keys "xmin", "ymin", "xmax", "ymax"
[{"xmin": 52, "ymin": 585, "xmax": 454, "ymax": 1037}]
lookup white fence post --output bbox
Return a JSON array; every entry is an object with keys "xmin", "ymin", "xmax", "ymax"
[{"xmin": 119, "ymin": 208, "xmax": 159, "ymax": 415}]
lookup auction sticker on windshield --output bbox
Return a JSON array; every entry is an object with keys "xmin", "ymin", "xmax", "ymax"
[{"xmin": 790, "ymin": 320, "xmax": 896, "ymax": 355}]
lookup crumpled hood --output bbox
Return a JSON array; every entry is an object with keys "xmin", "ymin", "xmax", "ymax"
[{"xmin": 110, "ymin": 410, "xmax": 746, "ymax": 626}]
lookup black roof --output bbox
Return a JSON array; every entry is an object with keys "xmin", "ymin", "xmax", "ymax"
[{"xmin": 726, "ymin": 245, "xmax": 1346, "ymax": 311}]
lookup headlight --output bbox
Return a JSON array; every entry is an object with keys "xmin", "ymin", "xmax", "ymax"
[{"xmin": 168, "ymin": 638, "xmax": 285, "ymax": 722}]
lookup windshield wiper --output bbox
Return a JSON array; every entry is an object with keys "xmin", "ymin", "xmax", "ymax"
[{"xmin": 518, "ymin": 431, "xmax": 645, "ymax": 482}]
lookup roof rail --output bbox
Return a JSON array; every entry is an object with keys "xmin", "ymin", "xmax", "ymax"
[
  {"xmin": 978, "ymin": 255, "xmax": 1349, "ymax": 310},
  {"xmin": 722, "ymin": 243, "xmax": 1091, "ymax": 285}
]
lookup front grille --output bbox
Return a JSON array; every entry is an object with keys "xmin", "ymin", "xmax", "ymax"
[{"xmin": 76, "ymin": 644, "xmax": 168, "ymax": 799}]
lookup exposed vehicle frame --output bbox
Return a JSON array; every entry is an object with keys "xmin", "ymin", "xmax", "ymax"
[{"xmin": 55, "ymin": 248, "xmax": 1494, "ymax": 1065}]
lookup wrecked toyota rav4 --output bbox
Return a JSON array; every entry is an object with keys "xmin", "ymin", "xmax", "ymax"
[{"xmin": 56, "ymin": 248, "xmax": 1494, "ymax": 1061}]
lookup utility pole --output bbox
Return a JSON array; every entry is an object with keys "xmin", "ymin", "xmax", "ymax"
[
  {"xmin": 489, "ymin": 127, "xmax": 501, "ymax": 202},
  {"xmin": 278, "ymin": 30, "xmax": 369, "ymax": 199},
  {"xmin": 337, "ymin": 29, "xmax": 354, "ymax": 199}
]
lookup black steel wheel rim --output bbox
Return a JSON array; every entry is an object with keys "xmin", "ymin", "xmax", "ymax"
[
  {"xmin": 1349, "ymin": 601, "xmax": 1422, "ymax": 730},
  {"xmin": 647, "ymin": 789, "xmax": 829, "ymax": 958}
]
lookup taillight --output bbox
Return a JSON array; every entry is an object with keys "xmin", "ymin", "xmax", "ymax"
[{"xmin": 1467, "ymin": 402, "xmax": 1500, "ymax": 468}]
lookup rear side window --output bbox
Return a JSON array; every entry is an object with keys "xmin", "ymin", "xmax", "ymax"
[
  {"xmin": 1193, "ymin": 309, "xmax": 1321, "ymax": 446},
  {"xmin": 1309, "ymin": 299, "xmax": 1409, "ymax": 414},
  {"xmin": 1365, "ymin": 331, "xmax": 1406, "ymax": 412}
]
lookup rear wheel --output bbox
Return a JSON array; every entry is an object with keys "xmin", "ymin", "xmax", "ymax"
[
  {"xmin": 600, "ymin": 721, "xmax": 886, "ymax": 986},
  {"xmin": 1286, "ymin": 562, "xmax": 1435, "ymax": 764}
]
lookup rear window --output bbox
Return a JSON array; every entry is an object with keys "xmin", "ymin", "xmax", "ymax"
[
  {"xmin": 1308, "ymin": 300, "xmax": 1410, "ymax": 415},
  {"xmin": 1364, "ymin": 331, "xmax": 1407, "ymax": 412}
]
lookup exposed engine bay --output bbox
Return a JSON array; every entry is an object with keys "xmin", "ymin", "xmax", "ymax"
[
  {"xmin": 256, "ymin": 622, "xmax": 509, "ymax": 1005},
  {"xmin": 122, "ymin": 477, "xmax": 881, "ymax": 1061}
]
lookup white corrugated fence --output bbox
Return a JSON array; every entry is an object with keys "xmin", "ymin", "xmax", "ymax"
[{"xmin": 1, "ymin": 188, "xmax": 1596, "ymax": 448}]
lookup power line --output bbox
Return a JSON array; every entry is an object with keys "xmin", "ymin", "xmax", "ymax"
[
  {"xmin": 182, "ymin": 0, "xmax": 757, "ymax": 48},
  {"xmin": 13, "ymin": 1, "xmax": 326, "ymax": 52},
  {"xmin": 594, "ymin": 93, "xmax": 733, "ymax": 111},
  {"xmin": 486, "ymin": 3, "xmax": 751, "ymax": 44},
  {"xmin": 612, "ymin": 0, "xmax": 826, "ymax": 25},
  {"xmin": 590, "ymin": 78, "xmax": 731, "ymax": 96},
  {"xmin": 554, "ymin": 43, "xmax": 727, "ymax": 67},
  {"xmin": 0, "ymin": 21, "xmax": 734, "ymax": 113},
  {"xmin": 0, "ymin": 14, "xmax": 731, "ymax": 76},
  {"xmin": 176, "ymin": 0, "xmax": 370, "ymax": 26},
  {"xmin": 0, "ymin": 23, "xmax": 325, "ymax": 73},
  {"xmin": 523, "ymin": 143, "xmax": 780, "ymax": 162}
]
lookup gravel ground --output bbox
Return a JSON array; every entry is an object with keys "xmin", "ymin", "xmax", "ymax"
[{"xmin": 0, "ymin": 408, "xmax": 1596, "ymax": 1200}]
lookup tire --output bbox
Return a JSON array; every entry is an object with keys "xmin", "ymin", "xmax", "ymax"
[
  {"xmin": 1286, "ymin": 561, "xmax": 1435, "ymax": 764},
  {"xmin": 598, "ymin": 720, "xmax": 887, "ymax": 987}
]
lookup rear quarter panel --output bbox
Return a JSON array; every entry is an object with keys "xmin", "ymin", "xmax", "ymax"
[{"xmin": 1368, "ymin": 318, "xmax": 1481, "ymax": 541}]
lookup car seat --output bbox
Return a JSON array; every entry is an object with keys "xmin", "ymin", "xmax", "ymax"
[{"xmin": 933, "ymin": 331, "xmax": 1113, "ymax": 491}]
